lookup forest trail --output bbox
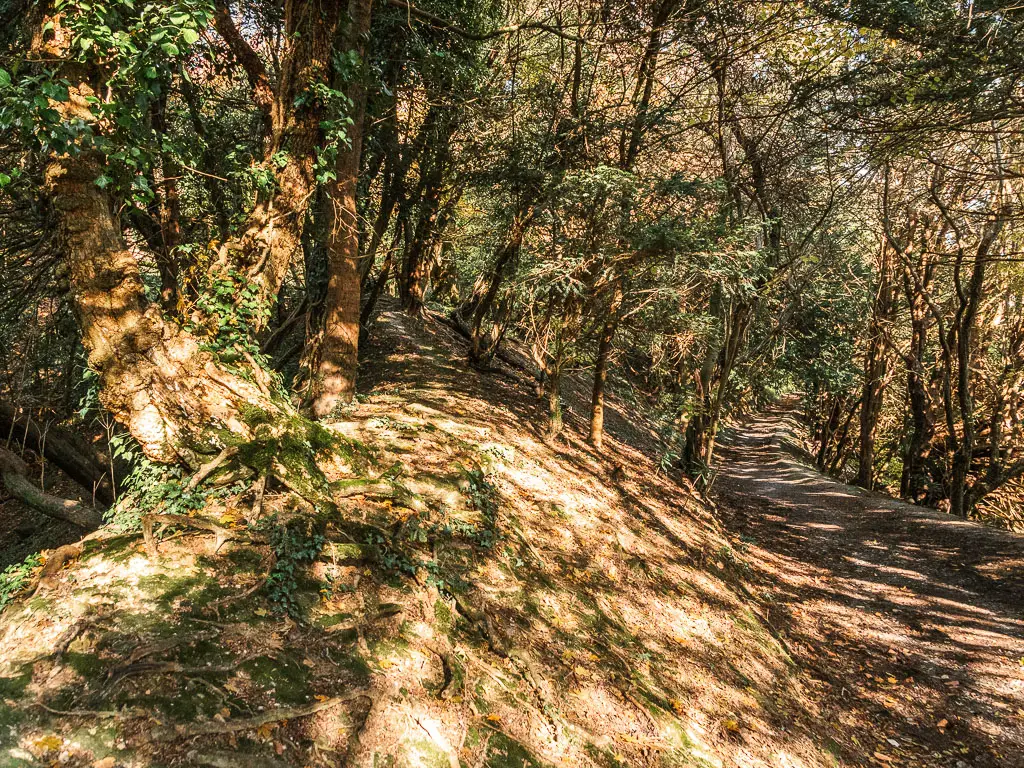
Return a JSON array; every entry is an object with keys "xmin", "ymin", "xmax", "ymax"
[{"xmin": 715, "ymin": 407, "xmax": 1024, "ymax": 768}]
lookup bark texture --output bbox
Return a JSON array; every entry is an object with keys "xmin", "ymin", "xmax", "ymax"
[
  {"xmin": 310, "ymin": 0, "xmax": 375, "ymax": 418},
  {"xmin": 46, "ymin": 151, "xmax": 335, "ymax": 506},
  {"xmin": 588, "ymin": 280, "xmax": 624, "ymax": 451}
]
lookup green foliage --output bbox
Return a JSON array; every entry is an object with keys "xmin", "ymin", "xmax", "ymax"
[
  {"xmin": 0, "ymin": 0, "xmax": 213, "ymax": 203},
  {"xmin": 310, "ymin": 50, "xmax": 357, "ymax": 184},
  {"xmin": 190, "ymin": 270, "xmax": 275, "ymax": 359},
  {"xmin": 106, "ymin": 432, "xmax": 247, "ymax": 531},
  {"xmin": 261, "ymin": 518, "xmax": 326, "ymax": 617},
  {"xmin": 0, "ymin": 553, "xmax": 43, "ymax": 612}
]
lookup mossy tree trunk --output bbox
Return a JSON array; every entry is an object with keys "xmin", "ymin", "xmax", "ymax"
[
  {"xmin": 46, "ymin": 151, "xmax": 335, "ymax": 508},
  {"xmin": 207, "ymin": 0, "xmax": 340, "ymax": 334}
]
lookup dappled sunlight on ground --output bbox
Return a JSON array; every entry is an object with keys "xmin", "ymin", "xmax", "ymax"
[{"xmin": 716, "ymin": 407, "xmax": 1024, "ymax": 768}]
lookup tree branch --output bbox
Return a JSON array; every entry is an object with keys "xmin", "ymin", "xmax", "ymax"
[
  {"xmin": 384, "ymin": 0, "xmax": 585, "ymax": 43},
  {"xmin": 212, "ymin": 0, "xmax": 274, "ymax": 114}
]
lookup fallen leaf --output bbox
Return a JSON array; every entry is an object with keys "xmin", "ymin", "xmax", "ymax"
[
  {"xmin": 486, "ymin": 713, "xmax": 501, "ymax": 722},
  {"xmin": 936, "ymin": 719, "xmax": 948, "ymax": 729}
]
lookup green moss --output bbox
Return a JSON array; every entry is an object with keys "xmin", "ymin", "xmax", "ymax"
[
  {"xmin": 433, "ymin": 598, "xmax": 454, "ymax": 634},
  {"xmin": 139, "ymin": 571, "xmax": 223, "ymax": 611},
  {"xmin": 404, "ymin": 736, "xmax": 451, "ymax": 768},
  {"xmin": 64, "ymin": 651, "xmax": 106, "ymax": 681},
  {"xmin": 81, "ymin": 534, "xmax": 138, "ymax": 564},
  {"xmin": 332, "ymin": 650, "xmax": 371, "ymax": 685},
  {"xmin": 125, "ymin": 679, "xmax": 217, "ymax": 721},
  {"xmin": 0, "ymin": 667, "xmax": 30, "ymax": 699},
  {"xmin": 485, "ymin": 732, "xmax": 546, "ymax": 768},
  {"xmin": 0, "ymin": 698, "xmax": 25, "ymax": 728},
  {"xmin": 26, "ymin": 595, "xmax": 53, "ymax": 612},
  {"xmin": 242, "ymin": 654, "xmax": 311, "ymax": 704},
  {"xmin": 67, "ymin": 723, "xmax": 119, "ymax": 760}
]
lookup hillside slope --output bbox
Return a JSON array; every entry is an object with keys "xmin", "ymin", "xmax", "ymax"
[{"xmin": 2, "ymin": 309, "xmax": 833, "ymax": 768}]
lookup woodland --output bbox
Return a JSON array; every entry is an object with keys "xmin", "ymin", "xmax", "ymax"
[{"xmin": 0, "ymin": 0, "xmax": 1023, "ymax": 766}]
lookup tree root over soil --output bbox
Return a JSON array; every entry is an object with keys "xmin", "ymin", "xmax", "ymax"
[{"xmin": 150, "ymin": 691, "xmax": 371, "ymax": 741}]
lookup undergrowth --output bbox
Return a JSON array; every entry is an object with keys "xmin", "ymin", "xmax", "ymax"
[{"xmin": 0, "ymin": 552, "xmax": 42, "ymax": 611}]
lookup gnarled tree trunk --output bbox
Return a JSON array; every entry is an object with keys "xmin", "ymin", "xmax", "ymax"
[{"xmin": 46, "ymin": 152, "xmax": 334, "ymax": 507}]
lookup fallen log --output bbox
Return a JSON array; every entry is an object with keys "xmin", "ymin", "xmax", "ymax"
[
  {"xmin": 0, "ymin": 403, "xmax": 115, "ymax": 505},
  {"xmin": 0, "ymin": 446, "xmax": 103, "ymax": 529}
]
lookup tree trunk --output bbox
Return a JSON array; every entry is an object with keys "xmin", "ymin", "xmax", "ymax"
[
  {"xmin": 948, "ymin": 217, "xmax": 1002, "ymax": 517},
  {"xmin": 856, "ymin": 241, "xmax": 894, "ymax": 490},
  {"xmin": 46, "ymin": 151, "xmax": 334, "ymax": 507},
  {"xmin": 208, "ymin": 0, "xmax": 339, "ymax": 335},
  {"xmin": 309, "ymin": 0, "xmax": 374, "ymax": 418},
  {"xmin": 0, "ymin": 403, "xmax": 115, "ymax": 505},
  {"xmin": 546, "ymin": 365, "xmax": 563, "ymax": 442},
  {"xmin": 461, "ymin": 211, "xmax": 532, "ymax": 363},
  {"xmin": 588, "ymin": 280, "xmax": 624, "ymax": 451},
  {"xmin": 901, "ymin": 303, "xmax": 934, "ymax": 501}
]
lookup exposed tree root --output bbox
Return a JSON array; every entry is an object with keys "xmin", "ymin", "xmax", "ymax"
[
  {"xmin": 187, "ymin": 446, "xmax": 240, "ymax": 490},
  {"xmin": 109, "ymin": 651, "xmax": 263, "ymax": 682},
  {"xmin": 450, "ymin": 593, "xmax": 508, "ymax": 657},
  {"xmin": 150, "ymin": 692, "xmax": 370, "ymax": 741},
  {"xmin": 142, "ymin": 513, "xmax": 242, "ymax": 556},
  {"xmin": 125, "ymin": 629, "xmax": 221, "ymax": 665},
  {"xmin": 34, "ymin": 541, "xmax": 85, "ymax": 594}
]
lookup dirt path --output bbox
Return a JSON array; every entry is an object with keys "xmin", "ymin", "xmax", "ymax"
[{"xmin": 715, "ymin": 408, "xmax": 1024, "ymax": 768}]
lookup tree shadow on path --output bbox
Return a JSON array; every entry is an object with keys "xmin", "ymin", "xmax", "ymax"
[{"xmin": 715, "ymin": 406, "xmax": 1024, "ymax": 768}]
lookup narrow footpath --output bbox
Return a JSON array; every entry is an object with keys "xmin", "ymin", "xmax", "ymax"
[{"xmin": 716, "ymin": 409, "xmax": 1024, "ymax": 768}]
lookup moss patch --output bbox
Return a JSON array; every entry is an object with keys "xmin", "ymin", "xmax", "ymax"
[{"xmin": 242, "ymin": 654, "xmax": 312, "ymax": 705}]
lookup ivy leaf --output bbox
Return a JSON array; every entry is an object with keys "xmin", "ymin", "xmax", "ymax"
[
  {"xmin": 94, "ymin": 174, "xmax": 113, "ymax": 189},
  {"xmin": 181, "ymin": 28, "xmax": 200, "ymax": 45},
  {"xmin": 160, "ymin": 42, "xmax": 179, "ymax": 56}
]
